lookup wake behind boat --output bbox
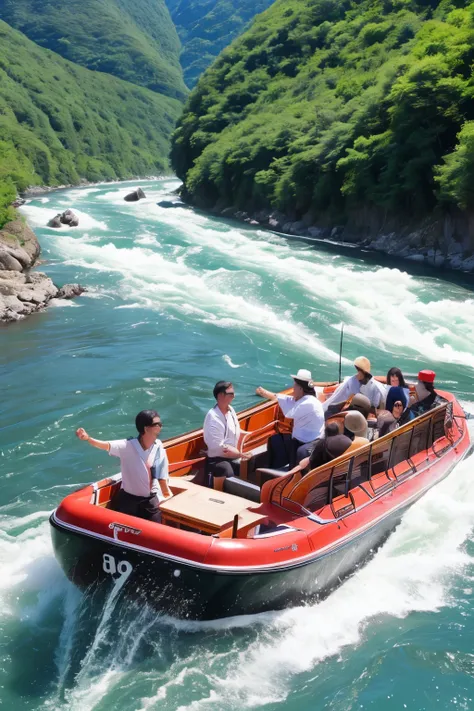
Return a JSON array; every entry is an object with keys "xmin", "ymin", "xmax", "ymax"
[{"xmin": 50, "ymin": 381, "xmax": 472, "ymax": 620}]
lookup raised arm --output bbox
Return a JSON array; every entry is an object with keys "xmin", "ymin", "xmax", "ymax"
[
  {"xmin": 76, "ymin": 427, "xmax": 110, "ymax": 452},
  {"xmin": 256, "ymin": 386, "xmax": 278, "ymax": 400}
]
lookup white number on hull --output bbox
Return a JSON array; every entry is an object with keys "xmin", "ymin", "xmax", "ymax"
[{"xmin": 102, "ymin": 554, "xmax": 133, "ymax": 583}]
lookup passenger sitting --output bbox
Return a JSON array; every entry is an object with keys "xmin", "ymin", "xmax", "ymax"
[
  {"xmin": 349, "ymin": 393, "xmax": 371, "ymax": 419},
  {"xmin": 409, "ymin": 370, "xmax": 444, "ymax": 417},
  {"xmin": 342, "ymin": 393, "xmax": 377, "ymax": 440},
  {"xmin": 203, "ymin": 381, "xmax": 251, "ymax": 491},
  {"xmin": 323, "ymin": 357, "xmax": 385, "ymax": 416},
  {"xmin": 376, "ymin": 386, "xmax": 413, "ymax": 437},
  {"xmin": 344, "ymin": 411, "xmax": 370, "ymax": 452},
  {"xmin": 385, "ymin": 367, "xmax": 410, "ymax": 407},
  {"xmin": 295, "ymin": 423, "xmax": 352, "ymax": 474},
  {"xmin": 256, "ymin": 368, "xmax": 325, "ymax": 469}
]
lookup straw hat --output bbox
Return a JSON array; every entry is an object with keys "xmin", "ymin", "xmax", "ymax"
[
  {"xmin": 353, "ymin": 356, "xmax": 371, "ymax": 374},
  {"xmin": 291, "ymin": 368, "xmax": 312, "ymax": 383},
  {"xmin": 344, "ymin": 411, "xmax": 368, "ymax": 438}
]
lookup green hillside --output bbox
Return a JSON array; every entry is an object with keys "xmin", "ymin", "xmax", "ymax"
[
  {"xmin": 0, "ymin": 21, "xmax": 182, "ymax": 227},
  {"xmin": 166, "ymin": 0, "xmax": 275, "ymax": 87},
  {"xmin": 0, "ymin": 0, "xmax": 187, "ymax": 100},
  {"xmin": 172, "ymin": 0, "xmax": 474, "ymax": 224}
]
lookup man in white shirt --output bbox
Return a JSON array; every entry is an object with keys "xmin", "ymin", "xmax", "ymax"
[
  {"xmin": 76, "ymin": 409, "xmax": 171, "ymax": 523},
  {"xmin": 322, "ymin": 356, "xmax": 385, "ymax": 415},
  {"xmin": 203, "ymin": 381, "xmax": 251, "ymax": 490},
  {"xmin": 256, "ymin": 368, "xmax": 325, "ymax": 467}
]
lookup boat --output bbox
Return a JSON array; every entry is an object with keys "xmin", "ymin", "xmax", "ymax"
[{"xmin": 50, "ymin": 381, "xmax": 472, "ymax": 619}]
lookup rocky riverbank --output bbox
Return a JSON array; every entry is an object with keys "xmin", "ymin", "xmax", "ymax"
[
  {"xmin": 0, "ymin": 218, "xmax": 85, "ymax": 323},
  {"xmin": 211, "ymin": 205, "xmax": 474, "ymax": 274}
]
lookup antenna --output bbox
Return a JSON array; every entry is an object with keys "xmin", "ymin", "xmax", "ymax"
[{"xmin": 338, "ymin": 323, "xmax": 344, "ymax": 383}]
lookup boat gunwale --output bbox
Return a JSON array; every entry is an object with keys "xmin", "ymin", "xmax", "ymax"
[{"xmin": 51, "ymin": 435, "xmax": 470, "ymax": 574}]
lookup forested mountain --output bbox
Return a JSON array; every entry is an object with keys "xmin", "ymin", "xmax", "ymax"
[
  {"xmin": 0, "ymin": 0, "xmax": 187, "ymax": 100},
  {"xmin": 172, "ymin": 0, "xmax": 474, "ymax": 227},
  {"xmin": 166, "ymin": 0, "xmax": 275, "ymax": 87},
  {"xmin": 0, "ymin": 21, "xmax": 181, "ymax": 227}
]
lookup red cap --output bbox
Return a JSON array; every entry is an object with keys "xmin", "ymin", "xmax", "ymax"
[{"xmin": 418, "ymin": 369, "xmax": 436, "ymax": 383}]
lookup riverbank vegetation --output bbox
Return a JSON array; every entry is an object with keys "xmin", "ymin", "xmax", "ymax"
[
  {"xmin": 172, "ymin": 0, "xmax": 474, "ymax": 225},
  {"xmin": 166, "ymin": 0, "xmax": 274, "ymax": 87},
  {"xmin": 0, "ymin": 0, "xmax": 186, "ymax": 100},
  {"xmin": 0, "ymin": 21, "xmax": 182, "ymax": 228}
]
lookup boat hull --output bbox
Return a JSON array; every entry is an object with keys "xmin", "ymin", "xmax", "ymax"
[
  {"xmin": 51, "ymin": 487, "xmax": 427, "ymax": 620},
  {"xmin": 49, "ymin": 387, "xmax": 472, "ymax": 619}
]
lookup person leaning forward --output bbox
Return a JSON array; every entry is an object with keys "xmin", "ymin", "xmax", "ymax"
[
  {"xmin": 203, "ymin": 381, "xmax": 251, "ymax": 491},
  {"xmin": 76, "ymin": 409, "xmax": 172, "ymax": 523}
]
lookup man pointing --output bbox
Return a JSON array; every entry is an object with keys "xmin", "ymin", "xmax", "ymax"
[{"xmin": 76, "ymin": 409, "xmax": 171, "ymax": 523}]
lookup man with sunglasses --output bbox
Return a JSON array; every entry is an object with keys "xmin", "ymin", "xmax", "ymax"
[
  {"xmin": 76, "ymin": 409, "xmax": 171, "ymax": 523},
  {"xmin": 203, "ymin": 381, "xmax": 251, "ymax": 490}
]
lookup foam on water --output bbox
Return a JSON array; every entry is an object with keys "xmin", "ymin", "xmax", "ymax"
[
  {"xmin": 49, "ymin": 240, "xmax": 344, "ymax": 363},
  {"xmin": 40, "ymin": 186, "xmax": 474, "ymax": 372}
]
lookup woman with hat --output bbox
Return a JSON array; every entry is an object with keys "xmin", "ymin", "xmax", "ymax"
[
  {"xmin": 409, "ymin": 370, "xmax": 443, "ymax": 417},
  {"xmin": 344, "ymin": 411, "xmax": 370, "ymax": 452},
  {"xmin": 256, "ymin": 368, "xmax": 325, "ymax": 468},
  {"xmin": 322, "ymin": 356, "xmax": 385, "ymax": 416}
]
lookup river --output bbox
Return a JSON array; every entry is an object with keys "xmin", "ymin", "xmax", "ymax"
[{"xmin": 1, "ymin": 178, "xmax": 473, "ymax": 711}]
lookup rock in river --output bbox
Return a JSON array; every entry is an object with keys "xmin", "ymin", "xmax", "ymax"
[{"xmin": 124, "ymin": 188, "xmax": 146, "ymax": 202}]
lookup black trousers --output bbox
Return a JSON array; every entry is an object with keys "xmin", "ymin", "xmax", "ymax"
[
  {"xmin": 112, "ymin": 488, "xmax": 162, "ymax": 523},
  {"xmin": 268, "ymin": 433, "xmax": 306, "ymax": 469},
  {"xmin": 205, "ymin": 457, "xmax": 240, "ymax": 487}
]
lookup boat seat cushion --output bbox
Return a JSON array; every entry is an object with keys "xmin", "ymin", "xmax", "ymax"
[{"xmin": 223, "ymin": 476, "xmax": 261, "ymax": 503}]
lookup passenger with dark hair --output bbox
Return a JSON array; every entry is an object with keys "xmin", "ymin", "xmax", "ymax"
[
  {"xmin": 377, "ymin": 386, "xmax": 413, "ymax": 437},
  {"xmin": 76, "ymin": 409, "xmax": 171, "ymax": 523},
  {"xmin": 385, "ymin": 367, "xmax": 410, "ymax": 407},
  {"xmin": 256, "ymin": 368, "xmax": 325, "ymax": 468},
  {"xmin": 203, "ymin": 381, "xmax": 251, "ymax": 490},
  {"xmin": 409, "ymin": 370, "xmax": 444, "ymax": 417}
]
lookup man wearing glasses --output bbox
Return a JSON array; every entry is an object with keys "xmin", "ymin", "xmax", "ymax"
[
  {"xmin": 203, "ymin": 381, "xmax": 251, "ymax": 490},
  {"xmin": 76, "ymin": 409, "xmax": 171, "ymax": 523}
]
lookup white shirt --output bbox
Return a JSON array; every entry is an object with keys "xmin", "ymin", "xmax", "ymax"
[
  {"xmin": 109, "ymin": 438, "xmax": 169, "ymax": 500},
  {"xmin": 277, "ymin": 394, "xmax": 325, "ymax": 443},
  {"xmin": 323, "ymin": 375, "xmax": 384, "ymax": 411},
  {"xmin": 203, "ymin": 405, "xmax": 240, "ymax": 458}
]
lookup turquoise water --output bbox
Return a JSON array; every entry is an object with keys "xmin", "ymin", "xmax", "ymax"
[{"xmin": 1, "ymin": 177, "xmax": 474, "ymax": 710}]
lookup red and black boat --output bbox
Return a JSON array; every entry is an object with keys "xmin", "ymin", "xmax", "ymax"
[{"xmin": 50, "ymin": 381, "xmax": 472, "ymax": 619}]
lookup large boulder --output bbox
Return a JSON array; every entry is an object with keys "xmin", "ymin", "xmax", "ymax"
[
  {"xmin": 124, "ymin": 188, "xmax": 146, "ymax": 202},
  {"xmin": 48, "ymin": 210, "xmax": 79, "ymax": 227},
  {"xmin": 60, "ymin": 209, "xmax": 79, "ymax": 226},
  {"xmin": 48, "ymin": 214, "xmax": 62, "ymax": 228},
  {"xmin": 0, "ymin": 250, "xmax": 23, "ymax": 271},
  {"xmin": 0, "ymin": 219, "xmax": 40, "ymax": 263}
]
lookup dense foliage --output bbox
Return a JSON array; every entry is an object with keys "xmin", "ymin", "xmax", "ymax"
[
  {"xmin": 0, "ymin": 0, "xmax": 187, "ymax": 100},
  {"xmin": 0, "ymin": 21, "xmax": 182, "ymax": 227},
  {"xmin": 172, "ymin": 0, "xmax": 474, "ymax": 223},
  {"xmin": 166, "ymin": 0, "xmax": 275, "ymax": 87}
]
